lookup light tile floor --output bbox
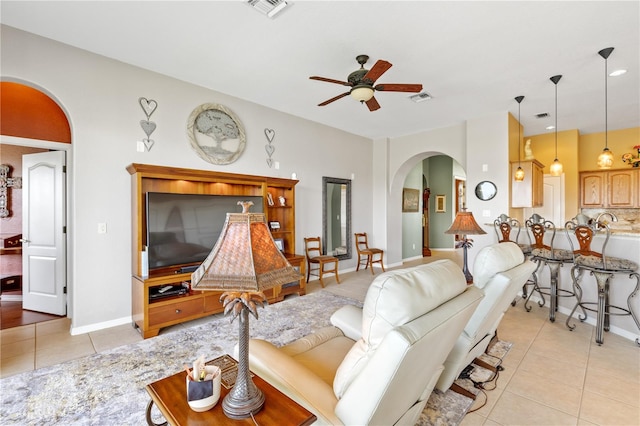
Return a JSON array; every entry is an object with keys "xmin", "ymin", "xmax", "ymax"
[{"xmin": 1, "ymin": 252, "xmax": 639, "ymax": 425}]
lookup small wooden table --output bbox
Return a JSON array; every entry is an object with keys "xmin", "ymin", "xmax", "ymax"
[{"xmin": 145, "ymin": 359, "xmax": 316, "ymax": 426}]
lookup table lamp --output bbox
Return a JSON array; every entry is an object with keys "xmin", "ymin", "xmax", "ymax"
[
  {"xmin": 444, "ymin": 208, "xmax": 486, "ymax": 284},
  {"xmin": 191, "ymin": 201, "xmax": 300, "ymax": 419}
]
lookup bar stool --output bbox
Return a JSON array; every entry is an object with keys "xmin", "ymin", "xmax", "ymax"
[
  {"xmin": 494, "ymin": 214, "xmax": 533, "ymax": 306},
  {"xmin": 524, "ymin": 214, "xmax": 576, "ymax": 322},
  {"xmin": 565, "ymin": 213, "xmax": 640, "ymax": 346}
]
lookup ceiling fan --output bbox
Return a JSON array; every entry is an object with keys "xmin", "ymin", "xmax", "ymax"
[{"xmin": 309, "ymin": 55, "xmax": 423, "ymax": 112}]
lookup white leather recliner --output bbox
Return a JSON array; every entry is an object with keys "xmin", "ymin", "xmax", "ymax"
[
  {"xmin": 247, "ymin": 259, "xmax": 484, "ymax": 425},
  {"xmin": 435, "ymin": 242, "xmax": 537, "ymax": 393}
]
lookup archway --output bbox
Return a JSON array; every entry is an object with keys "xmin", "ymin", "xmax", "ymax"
[{"xmin": 0, "ymin": 80, "xmax": 72, "ymax": 328}]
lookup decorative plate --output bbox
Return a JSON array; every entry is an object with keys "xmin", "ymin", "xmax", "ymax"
[{"xmin": 187, "ymin": 103, "xmax": 246, "ymax": 165}]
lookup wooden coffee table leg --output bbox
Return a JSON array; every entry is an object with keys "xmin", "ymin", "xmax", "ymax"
[{"xmin": 146, "ymin": 399, "xmax": 168, "ymax": 426}]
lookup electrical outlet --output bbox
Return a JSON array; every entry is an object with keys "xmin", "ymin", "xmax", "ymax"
[{"xmin": 98, "ymin": 223, "xmax": 107, "ymax": 234}]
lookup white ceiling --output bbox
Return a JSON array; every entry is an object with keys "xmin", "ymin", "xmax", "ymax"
[{"xmin": 2, "ymin": 1, "xmax": 639, "ymax": 140}]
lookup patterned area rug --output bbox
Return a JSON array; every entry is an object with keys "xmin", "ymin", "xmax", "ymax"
[{"xmin": 0, "ymin": 291, "xmax": 510, "ymax": 425}]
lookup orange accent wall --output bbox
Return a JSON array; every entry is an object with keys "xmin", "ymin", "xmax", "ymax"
[{"xmin": 0, "ymin": 82, "xmax": 71, "ymax": 143}]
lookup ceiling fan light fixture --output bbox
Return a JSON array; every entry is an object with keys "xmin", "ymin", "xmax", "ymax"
[{"xmin": 351, "ymin": 85, "xmax": 374, "ymax": 102}]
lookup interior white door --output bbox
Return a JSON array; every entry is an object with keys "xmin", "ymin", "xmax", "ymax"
[
  {"xmin": 22, "ymin": 151, "xmax": 67, "ymax": 315},
  {"xmin": 528, "ymin": 174, "xmax": 565, "ymax": 227}
]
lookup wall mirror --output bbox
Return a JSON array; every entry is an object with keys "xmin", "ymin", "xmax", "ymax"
[
  {"xmin": 475, "ymin": 181, "xmax": 497, "ymax": 201},
  {"xmin": 322, "ymin": 177, "xmax": 352, "ymax": 260}
]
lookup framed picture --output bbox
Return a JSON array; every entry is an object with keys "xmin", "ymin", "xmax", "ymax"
[
  {"xmin": 402, "ymin": 188, "xmax": 420, "ymax": 212},
  {"xmin": 269, "ymin": 221, "xmax": 280, "ymax": 231},
  {"xmin": 435, "ymin": 195, "xmax": 446, "ymax": 213},
  {"xmin": 273, "ymin": 238, "xmax": 284, "ymax": 252}
]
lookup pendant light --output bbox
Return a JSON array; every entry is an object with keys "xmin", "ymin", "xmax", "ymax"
[
  {"xmin": 514, "ymin": 96, "xmax": 525, "ymax": 181},
  {"xmin": 597, "ymin": 47, "xmax": 615, "ymax": 169},
  {"xmin": 549, "ymin": 75, "xmax": 563, "ymax": 176}
]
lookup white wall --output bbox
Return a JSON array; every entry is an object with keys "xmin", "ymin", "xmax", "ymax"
[
  {"xmin": 5, "ymin": 25, "xmax": 638, "ymax": 341},
  {"xmin": 1, "ymin": 25, "xmax": 372, "ymax": 333}
]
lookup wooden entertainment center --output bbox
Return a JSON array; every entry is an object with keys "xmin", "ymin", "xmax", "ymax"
[{"xmin": 127, "ymin": 164, "xmax": 304, "ymax": 338}]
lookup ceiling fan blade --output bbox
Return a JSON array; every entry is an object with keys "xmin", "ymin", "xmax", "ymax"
[
  {"xmin": 318, "ymin": 92, "xmax": 350, "ymax": 106},
  {"xmin": 310, "ymin": 76, "xmax": 351, "ymax": 86},
  {"xmin": 365, "ymin": 96, "xmax": 381, "ymax": 112},
  {"xmin": 362, "ymin": 60, "xmax": 392, "ymax": 84},
  {"xmin": 374, "ymin": 83, "xmax": 423, "ymax": 92}
]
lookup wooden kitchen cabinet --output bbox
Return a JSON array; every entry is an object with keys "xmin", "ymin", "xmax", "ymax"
[
  {"xmin": 580, "ymin": 169, "xmax": 638, "ymax": 208},
  {"xmin": 511, "ymin": 160, "xmax": 545, "ymax": 208}
]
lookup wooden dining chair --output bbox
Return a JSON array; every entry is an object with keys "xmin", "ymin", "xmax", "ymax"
[
  {"xmin": 354, "ymin": 232, "xmax": 385, "ymax": 275},
  {"xmin": 303, "ymin": 236, "xmax": 340, "ymax": 287}
]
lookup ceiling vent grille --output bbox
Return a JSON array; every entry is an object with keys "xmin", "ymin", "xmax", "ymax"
[
  {"xmin": 409, "ymin": 92, "xmax": 432, "ymax": 103},
  {"xmin": 535, "ymin": 112, "xmax": 549, "ymax": 119},
  {"xmin": 248, "ymin": 0, "xmax": 288, "ymax": 18}
]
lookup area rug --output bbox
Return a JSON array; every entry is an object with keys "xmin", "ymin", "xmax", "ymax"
[{"xmin": 0, "ymin": 291, "xmax": 509, "ymax": 425}]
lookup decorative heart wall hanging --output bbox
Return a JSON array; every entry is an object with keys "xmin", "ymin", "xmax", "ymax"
[
  {"xmin": 140, "ymin": 120, "xmax": 157, "ymax": 137},
  {"xmin": 138, "ymin": 97, "xmax": 158, "ymax": 151},
  {"xmin": 264, "ymin": 128, "xmax": 276, "ymax": 168},
  {"xmin": 139, "ymin": 97, "xmax": 158, "ymax": 120}
]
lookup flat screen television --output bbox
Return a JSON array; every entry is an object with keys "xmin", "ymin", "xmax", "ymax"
[{"xmin": 145, "ymin": 192, "xmax": 263, "ymax": 271}]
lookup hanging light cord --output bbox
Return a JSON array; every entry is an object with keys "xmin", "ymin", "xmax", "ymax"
[
  {"xmin": 518, "ymin": 101, "xmax": 522, "ymax": 166},
  {"xmin": 554, "ymin": 82, "xmax": 558, "ymax": 160},
  {"xmin": 604, "ymin": 54, "xmax": 608, "ymax": 149}
]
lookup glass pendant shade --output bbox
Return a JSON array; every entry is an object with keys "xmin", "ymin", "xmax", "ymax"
[
  {"xmin": 350, "ymin": 85, "xmax": 374, "ymax": 102},
  {"xmin": 549, "ymin": 159, "xmax": 563, "ymax": 176},
  {"xmin": 514, "ymin": 166, "xmax": 525, "ymax": 181},
  {"xmin": 597, "ymin": 147, "xmax": 614, "ymax": 169}
]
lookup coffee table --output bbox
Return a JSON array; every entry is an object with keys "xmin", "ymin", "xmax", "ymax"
[{"xmin": 145, "ymin": 356, "xmax": 316, "ymax": 426}]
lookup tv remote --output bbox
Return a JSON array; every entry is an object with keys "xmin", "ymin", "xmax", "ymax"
[{"xmin": 158, "ymin": 285, "xmax": 173, "ymax": 294}]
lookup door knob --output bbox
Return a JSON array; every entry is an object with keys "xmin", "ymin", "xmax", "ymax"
[{"xmin": 19, "ymin": 238, "xmax": 30, "ymax": 243}]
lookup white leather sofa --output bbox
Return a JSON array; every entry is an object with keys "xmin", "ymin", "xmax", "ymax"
[
  {"xmin": 435, "ymin": 242, "xmax": 537, "ymax": 393},
  {"xmin": 247, "ymin": 259, "xmax": 484, "ymax": 425}
]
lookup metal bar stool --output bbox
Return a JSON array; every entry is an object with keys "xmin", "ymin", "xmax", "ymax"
[
  {"xmin": 524, "ymin": 214, "xmax": 576, "ymax": 322},
  {"xmin": 565, "ymin": 213, "xmax": 640, "ymax": 346},
  {"xmin": 494, "ymin": 214, "xmax": 534, "ymax": 306}
]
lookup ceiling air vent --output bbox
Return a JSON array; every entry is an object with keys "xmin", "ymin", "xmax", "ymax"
[
  {"xmin": 535, "ymin": 112, "xmax": 549, "ymax": 119},
  {"xmin": 409, "ymin": 92, "xmax": 432, "ymax": 103},
  {"xmin": 248, "ymin": 0, "xmax": 288, "ymax": 18}
]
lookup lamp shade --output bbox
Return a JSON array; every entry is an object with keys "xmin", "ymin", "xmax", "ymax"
[
  {"xmin": 444, "ymin": 211, "xmax": 487, "ymax": 236},
  {"xmin": 597, "ymin": 147, "xmax": 614, "ymax": 169},
  {"xmin": 350, "ymin": 85, "xmax": 375, "ymax": 102},
  {"xmin": 514, "ymin": 166, "xmax": 525, "ymax": 182},
  {"xmin": 549, "ymin": 159, "xmax": 563, "ymax": 176},
  {"xmin": 191, "ymin": 211, "xmax": 300, "ymax": 292}
]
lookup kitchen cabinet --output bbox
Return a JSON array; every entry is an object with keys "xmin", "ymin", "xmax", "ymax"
[
  {"xmin": 511, "ymin": 160, "xmax": 545, "ymax": 208},
  {"xmin": 580, "ymin": 169, "xmax": 638, "ymax": 208}
]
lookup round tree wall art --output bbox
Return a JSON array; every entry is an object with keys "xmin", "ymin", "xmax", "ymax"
[{"xmin": 187, "ymin": 103, "xmax": 246, "ymax": 165}]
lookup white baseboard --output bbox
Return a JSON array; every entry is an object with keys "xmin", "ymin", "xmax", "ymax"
[
  {"xmin": 515, "ymin": 293, "xmax": 639, "ymax": 343},
  {"xmin": 70, "ymin": 315, "xmax": 133, "ymax": 336},
  {"xmin": 0, "ymin": 294, "xmax": 23, "ymax": 301}
]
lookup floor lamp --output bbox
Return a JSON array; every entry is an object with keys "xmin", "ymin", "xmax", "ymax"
[
  {"xmin": 444, "ymin": 209, "xmax": 486, "ymax": 284},
  {"xmin": 191, "ymin": 201, "xmax": 301, "ymax": 419}
]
